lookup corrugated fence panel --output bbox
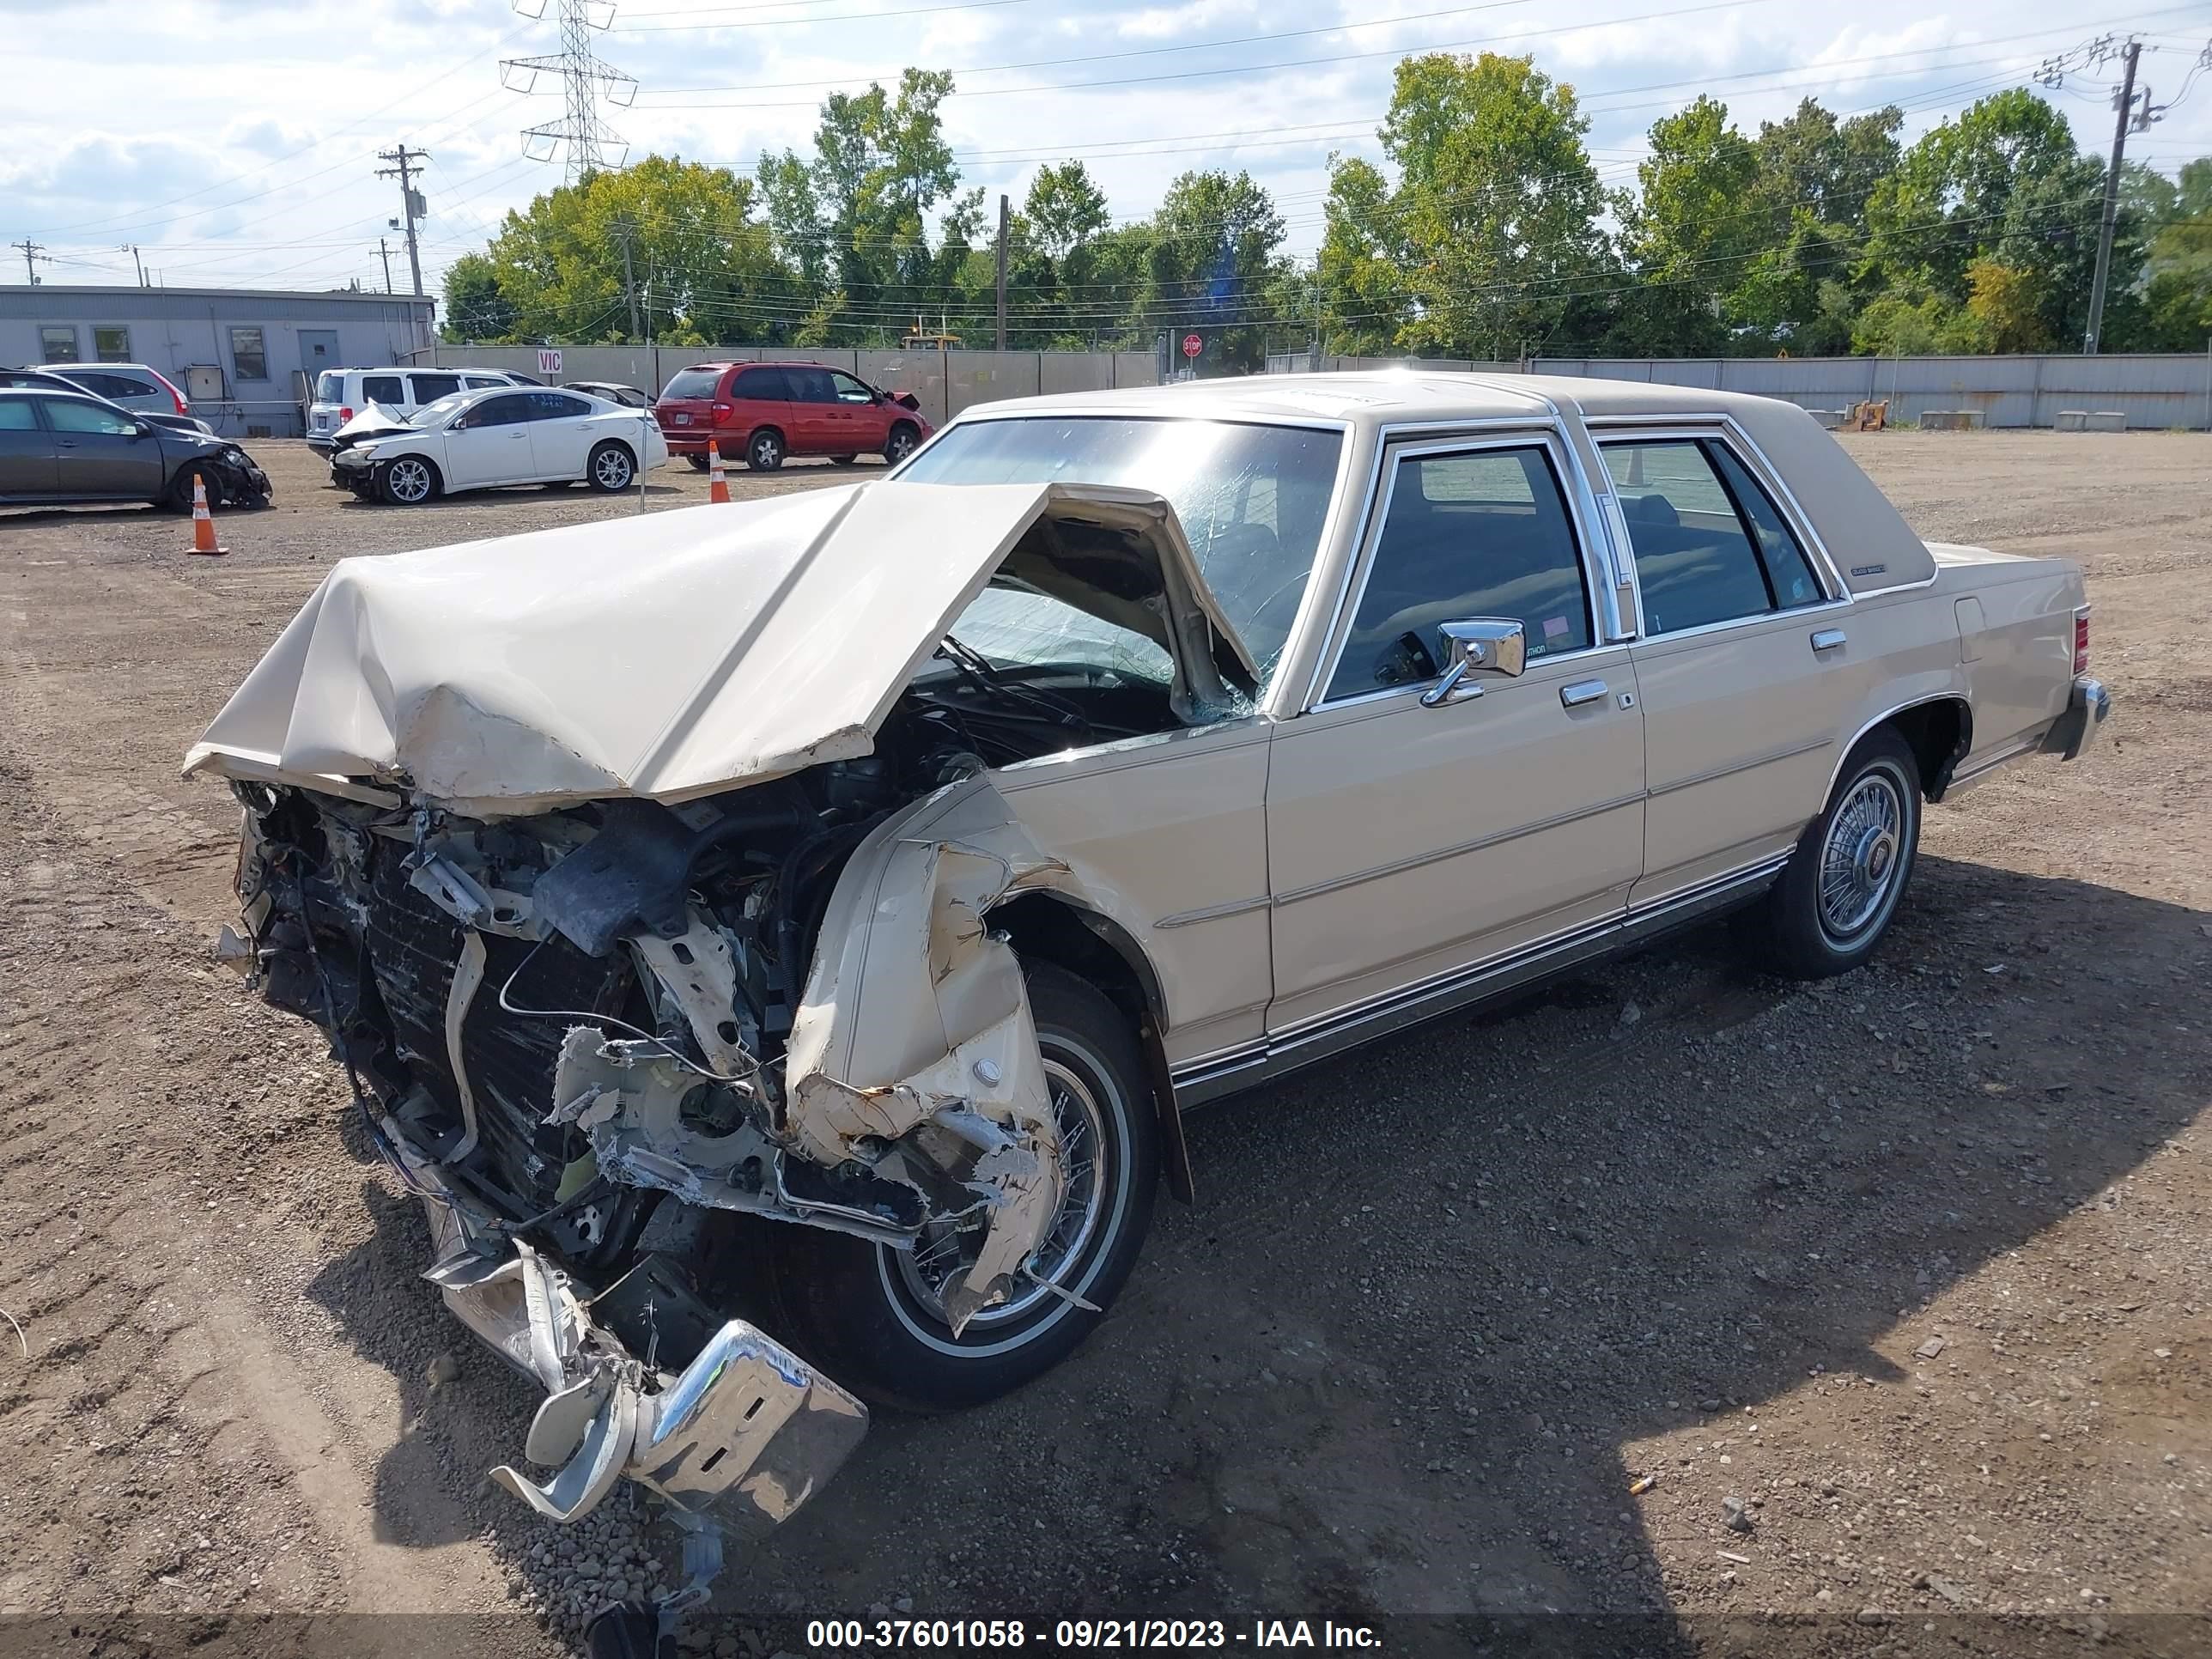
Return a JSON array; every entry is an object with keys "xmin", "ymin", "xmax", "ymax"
[{"xmin": 1529, "ymin": 353, "xmax": 2212, "ymax": 428}]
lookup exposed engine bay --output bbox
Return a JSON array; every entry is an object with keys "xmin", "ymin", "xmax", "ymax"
[
  {"xmin": 188, "ymin": 478, "xmax": 1256, "ymax": 1638},
  {"xmin": 234, "ymin": 654, "xmax": 1178, "ymax": 1325}
]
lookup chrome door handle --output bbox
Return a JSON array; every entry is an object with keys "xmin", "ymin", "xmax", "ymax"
[
  {"xmin": 1810, "ymin": 629, "xmax": 1847, "ymax": 653},
  {"xmin": 1559, "ymin": 678, "xmax": 1608, "ymax": 708}
]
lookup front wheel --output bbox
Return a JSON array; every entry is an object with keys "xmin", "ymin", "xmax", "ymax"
[
  {"xmin": 376, "ymin": 455, "xmax": 439, "ymax": 506},
  {"xmin": 769, "ymin": 963, "xmax": 1159, "ymax": 1410},
  {"xmin": 586, "ymin": 441, "xmax": 635, "ymax": 493},
  {"xmin": 746, "ymin": 428, "xmax": 785, "ymax": 471},
  {"xmin": 1756, "ymin": 729, "xmax": 1921, "ymax": 978},
  {"xmin": 164, "ymin": 465, "xmax": 207, "ymax": 512}
]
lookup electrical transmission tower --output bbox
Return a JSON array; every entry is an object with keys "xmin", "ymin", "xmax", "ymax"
[{"xmin": 502, "ymin": 0, "xmax": 637, "ymax": 182}]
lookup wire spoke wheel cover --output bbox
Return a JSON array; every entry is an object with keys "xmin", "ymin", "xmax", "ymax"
[
  {"xmin": 1818, "ymin": 769, "xmax": 1905, "ymax": 942},
  {"xmin": 877, "ymin": 1042, "xmax": 1126, "ymax": 1358}
]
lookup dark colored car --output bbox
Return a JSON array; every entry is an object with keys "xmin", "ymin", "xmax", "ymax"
[
  {"xmin": 653, "ymin": 362, "xmax": 930, "ymax": 471},
  {"xmin": 1, "ymin": 368, "xmax": 216, "ymax": 438},
  {"xmin": 0, "ymin": 387, "xmax": 271, "ymax": 509},
  {"xmin": 562, "ymin": 380, "xmax": 652, "ymax": 409}
]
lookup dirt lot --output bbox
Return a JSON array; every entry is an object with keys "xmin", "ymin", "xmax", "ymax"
[{"xmin": 0, "ymin": 434, "xmax": 2206, "ymax": 1656}]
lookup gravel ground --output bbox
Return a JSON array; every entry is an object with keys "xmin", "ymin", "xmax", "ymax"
[{"xmin": 0, "ymin": 433, "xmax": 2206, "ymax": 1657}]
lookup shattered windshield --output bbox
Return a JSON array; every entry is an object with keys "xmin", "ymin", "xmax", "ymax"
[{"xmin": 896, "ymin": 416, "xmax": 1343, "ymax": 686}]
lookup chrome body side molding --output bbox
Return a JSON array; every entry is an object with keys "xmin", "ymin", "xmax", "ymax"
[{"xmin": 1170, "ymin": 854, "xmax": 1789, "ymax": 1107}]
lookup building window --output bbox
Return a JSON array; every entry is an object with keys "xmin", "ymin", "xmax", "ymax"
[
  {"xmin": 93, "ymin": 325, "xmax": 131, "ymax": 362},
  {"xmin": 228, "ymin": 325, "xmax": 269, "ymax": 380},
  {"xmin": 39, "ymin": 325, "xmax": 79, "ymax": 362}
]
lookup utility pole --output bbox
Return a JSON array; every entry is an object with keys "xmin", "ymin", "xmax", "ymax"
[
  {"xmin": 122, "ymin": 244, "xmax": 145, "ymax": 285},
  {"xmin": 617, "ymin": 220, "xmax": 641, "ymax": 342},
  {"xmin": 11, "ymin": 237, "xmax": 50, "ymax": 284},
  {"xmin": 377, "ymin": 237, "xmax": 394, "ymax": 293},
  {"xmin": 2085, "ymin": 39, "xmax": 2145, "ymax": 355},
  {"xmin": 994, "ymin": 192, "xmax": 1010, "ymax": 351},
  {"xmin": 375, "ymin": 145, "xmax": 430, "ymax": 297}
]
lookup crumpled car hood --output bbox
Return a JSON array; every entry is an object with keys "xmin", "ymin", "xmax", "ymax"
[
  {"xmin": 183, "ymin": 480, "xmax": 1257, "ymax": 817},
  {"xmin": 332, "ymin": 401, "xmax": 415, "ymax": 443}
]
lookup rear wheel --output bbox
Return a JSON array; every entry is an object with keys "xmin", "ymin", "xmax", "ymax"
[
  {"xmin": 376, "ymin": 454, "xmax": 440, "ymax": 506},
  {"xmin": 830, "ymin": 453, "xmax": 859, "ymax": 466},
  {"xmin": 586, "ymin": 441, "xmax": 635, "ymax": 493},
  {"xmin": 884, "ymin": 422, "xmax": 921, "ymax": 465},
  {"xmin": 769, "ymin": 963, "xmax": 1159, "ymax": 1410},
  {"xmin": 746, "ymin": 428, "xmax": 785, "ymax": 471},
  {"xmin": 1756, "ymin": 729, "xmax": 1921, "ymax": 978},
  {"xmin": 685, "ymin": 453, "xmax": 711, "ymax": 472}
]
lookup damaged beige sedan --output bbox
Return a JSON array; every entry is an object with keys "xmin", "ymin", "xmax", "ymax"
[{"xmin": 187, "ymin": 374, "xmax": 2106, "ymax": 1633}]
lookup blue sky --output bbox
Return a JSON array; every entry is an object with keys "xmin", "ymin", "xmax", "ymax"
[{"xmin": 6, "ymin": 0, "xmax": 2211, "ymax": 297}]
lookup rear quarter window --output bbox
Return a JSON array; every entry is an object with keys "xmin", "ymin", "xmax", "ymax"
[{"xmin": 660, "ymin": 368, "xmax": 723, "ymax": 400}]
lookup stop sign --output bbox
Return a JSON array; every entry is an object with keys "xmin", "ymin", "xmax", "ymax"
[{"xmin": 1182, "ymin": 333, "xmax": 1203, "ymax": 360}]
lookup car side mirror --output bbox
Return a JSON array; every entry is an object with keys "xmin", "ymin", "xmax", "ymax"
[
  {"xmin": 132, "ymin": 420, "xmax": 152, "ymax": 440},
  {"xmin": 1419, "ymin": 618, "xmax": 1527, "ymax": 708}
]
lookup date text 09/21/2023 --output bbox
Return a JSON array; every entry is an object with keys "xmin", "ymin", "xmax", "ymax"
[{"xmin": 803, "ymin": 1618, "xmax": 1382, "ymax": 1649}]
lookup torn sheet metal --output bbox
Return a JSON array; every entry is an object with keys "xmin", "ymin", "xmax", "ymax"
[{"xmin": 783, "ymin": 773, "xmax": 1127, "ymax": 1330}]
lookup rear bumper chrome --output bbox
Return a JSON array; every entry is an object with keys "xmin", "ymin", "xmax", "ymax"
[
  {"xmin": 388, "ymin": 1120, "xmax": 868, "ymax": 1536},
  {"xmin": 2042, "ymin": 675, "xmax": 2112, "ymax": 762}
]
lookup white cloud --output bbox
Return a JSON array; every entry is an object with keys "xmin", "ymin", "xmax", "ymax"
[{"xmin": 9, "ymin": 0, "xmax": 2208, "ymax": 297}]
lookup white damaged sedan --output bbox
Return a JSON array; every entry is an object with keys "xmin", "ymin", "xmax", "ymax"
[{"xmin": 332, "ymin": 384, "xmax": 669, "ymax": 505}]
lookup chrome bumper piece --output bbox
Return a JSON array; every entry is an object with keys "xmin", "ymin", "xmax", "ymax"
[
  {"xmin": 2042, "ymin": 675, "xmax": 2112, "ymax": 762},
  {"xmin": 389, "ymin": 1121, "xmax": 868, "ymax": 1537}
]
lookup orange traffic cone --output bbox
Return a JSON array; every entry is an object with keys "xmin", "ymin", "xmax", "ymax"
[
  {"xmin": 187, "ymin": 476, "xmax": 228, "ymax": 556},
  {"xmin": 707, "ymin": 440, "xmax": 731, "ymax": 504}
]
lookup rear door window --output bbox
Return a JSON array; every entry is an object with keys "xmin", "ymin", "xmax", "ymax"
[
  {"xmin": 731, "ymin": 367, "xmax": 792, "ymax": 401},
  {"xmin": 362, "ymin": 374, "xmax": 404, "ymax": 404},
  {"xmin": 0, "ymin": 400, "xmax": 39, "ymax": 430},
  {"xmin": 1601, "ymin": 439, "xmax": 1824, "ymax": 635},
  {"xmin": 1328, "ymin": 444, "xmax": 1592, "ymax": 701},
  {"xmin": 462, "ymin": 375, "xmax": 507, "ymax": 391},
  {"xmin": 528, "ymin": 392, "xmax": 593, "ymax": 419},
  {"xmin": 409, "ymin": 373, "xmax": 461, "ymax": 403}
]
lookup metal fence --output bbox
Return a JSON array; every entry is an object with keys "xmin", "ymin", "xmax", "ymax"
[
  {"xmin": 422, "ymin": 344, "xmax": 1155, "ymax": 427},
  {"xmin": 1272, "ymin": 349, "xmax": 2212, "ymax": 429}
]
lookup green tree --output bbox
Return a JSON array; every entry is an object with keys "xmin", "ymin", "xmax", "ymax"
[
  {"xmin": 441, "ymin": 251, "xmax": 517, "ymax": 342},
  {"xmin": 1864, "ymin": 90, "xmax": 2109, "ymax": 347},
  {"xmin": 1316, "ymin": 154, "xmax": 1413, "ymax": 353},
  {"xmin": 1366, "ymin": 52, "xmax": 1612, "ymax": 358},
  {"xmin": 757, "ymin": 69, "xmax": 961, "ymax": 339},
  {"xmin": 450, "ymin": 157, "xmax": 786, "ymax": 344},
  {"xmin": 1132, "ymin": 168, "xmax": 1289, "ymax": 372},
  {"xmin": 1613, "ymin": 96, "xmax": 1759, "ymax": 354}
]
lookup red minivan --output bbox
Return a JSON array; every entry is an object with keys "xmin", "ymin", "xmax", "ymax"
[{"xmin": 653, "ymin": 362, "xmax": 932, "ymax": 472}]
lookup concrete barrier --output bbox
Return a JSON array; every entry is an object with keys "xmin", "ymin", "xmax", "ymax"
[
  {"xmin": 2084, "ymin": 410, "xmax": 2128, "ymax": 432},
  {"xmin": 1808, "ymin": 409, "xmax": 1848, "ymax": 429},
  {"xmin": 1920, "ymin": 410, "xmax": 1987, "ymax": 431},
  {"xmin": 2054, "ymin": 410, "xmax": 2089, "ymax": 431}
]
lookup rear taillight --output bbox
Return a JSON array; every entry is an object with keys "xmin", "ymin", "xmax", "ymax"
[
  {"xmin": 147, "ymin": 368, "xmax": 189, "ymax": 415},
  {"xmin": 2073, "ymin": 607, "xmax": 2091, "ymax": 676},
  {"xmin": 341, "ymin": 405, "xmax": 353, "ymax": 422},
  {"xmin": 712, "ymin": 402, "xmax": 732, "ymax": 417}
]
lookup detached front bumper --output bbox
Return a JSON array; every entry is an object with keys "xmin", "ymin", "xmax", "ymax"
[
  {"xmin": 387, "ymin": 1121, "xmax": 868, "ymax": 1537},
  {"xmin": 2043, "ymin": 675, "xmax": 2113, "ymax": 762}
]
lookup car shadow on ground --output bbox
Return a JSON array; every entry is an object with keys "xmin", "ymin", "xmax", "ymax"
[
  {"xmin": 300, "ymin": 852, "xmax": 2209, "ymax": 1650},
  {"xmin": 331, "ymin": 482, "xmax": 692, "ymax": 510}
]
